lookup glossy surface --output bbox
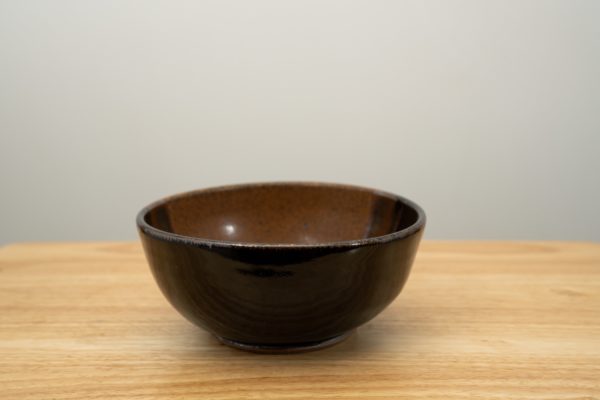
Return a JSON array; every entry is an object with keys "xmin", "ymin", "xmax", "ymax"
[
  {"xmin": 142, "ymin": 182, "xmax": 420, "ymax": 245},
  {"xmin": 137, "ymin": 182, "xmax": 425, "ymax": 350}
]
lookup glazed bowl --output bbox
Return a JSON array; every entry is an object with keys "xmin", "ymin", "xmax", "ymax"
[{"xmin": 137, "ymin": 182, "xmax": 425, "ymax": 352}]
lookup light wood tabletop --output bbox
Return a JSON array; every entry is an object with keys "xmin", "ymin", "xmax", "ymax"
[{"xmin": 0, "ymin": 241, "xmax": 598, "ymax": 399}]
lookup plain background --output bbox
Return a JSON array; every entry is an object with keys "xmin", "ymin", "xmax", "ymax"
[{"xmin": 1, "ymin": 0, "xmax": 599, "ymax": 245}]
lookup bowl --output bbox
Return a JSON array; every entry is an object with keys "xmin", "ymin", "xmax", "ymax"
[{"xmin": 137, "ymin": 182, "xmax": 425, "ymax": 353}]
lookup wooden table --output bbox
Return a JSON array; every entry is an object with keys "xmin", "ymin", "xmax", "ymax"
[{"xmin": 0, "ymin": 242, "xmax": 598, "ymax": 399}]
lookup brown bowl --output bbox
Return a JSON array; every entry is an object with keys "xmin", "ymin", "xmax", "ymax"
[{"xmin": 137, "ymin": 182, "xmax": 425, "ymax": 353}]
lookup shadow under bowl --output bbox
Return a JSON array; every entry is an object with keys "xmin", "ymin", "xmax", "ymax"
[{"xmin": 137, "ymin": 182, "xmax": 425, "ymax": 353}]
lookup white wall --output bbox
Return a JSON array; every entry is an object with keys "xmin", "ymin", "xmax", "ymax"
[{"xmin": 1, "ymin": 0, "xmax": 599, "ymax": 244}]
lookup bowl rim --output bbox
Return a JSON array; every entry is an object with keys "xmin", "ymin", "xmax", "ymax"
[{"xmin": 136, "ymin": 181, "xmax": 426, "ymax": 249}]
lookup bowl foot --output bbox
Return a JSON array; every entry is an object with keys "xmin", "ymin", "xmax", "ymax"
[{"xmin": 215, "ymin": 330, "xmax": 355, "ymax": 354}]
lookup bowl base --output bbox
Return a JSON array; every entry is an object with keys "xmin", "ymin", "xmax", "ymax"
[{"xmin": 215, "ymin": 330, "xmax": 355, "ymax": 354}]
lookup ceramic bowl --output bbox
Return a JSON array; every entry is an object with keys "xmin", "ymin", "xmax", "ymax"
[{"xmin": 137, "ymin": 182, "xmax": 425, "ymax": 352}]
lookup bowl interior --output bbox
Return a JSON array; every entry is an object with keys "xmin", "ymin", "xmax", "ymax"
[{"xmin": 143, "ymin": 183, "xmax": 420, "ymax": 245}]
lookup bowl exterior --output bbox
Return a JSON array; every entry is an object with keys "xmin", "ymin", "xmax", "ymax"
[{"xmin": 138, "ymin": 228, "xmax": 423, "ymax": 346}]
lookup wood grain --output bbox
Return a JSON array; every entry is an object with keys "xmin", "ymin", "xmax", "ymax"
[{"xmin": 0, "ymin": 241, "xmax": 598, "ymax": 399}]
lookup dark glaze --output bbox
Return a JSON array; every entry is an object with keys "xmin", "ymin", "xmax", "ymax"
[{"xmin": 137, "ymin": 182, "xmax": 425, "ymax": 350}]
